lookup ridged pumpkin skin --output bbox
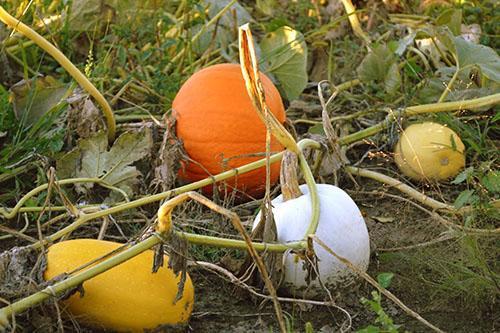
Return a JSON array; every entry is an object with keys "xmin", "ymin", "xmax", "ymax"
[
  {"xmin": 173, "ymin": 63, "xmax": 286, "ymax": 198},
  {"xmin": 44, "ymin": 239, "xmax": 194, "ymax": 332},
  {"xmin": 394, "ymin": 122, "xmax": 465, "ymax": 181}
]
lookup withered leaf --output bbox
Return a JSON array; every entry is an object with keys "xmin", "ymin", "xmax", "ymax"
[{"xmin": 57, "ymin": 129, "xmax": 153, "ymax": 197}]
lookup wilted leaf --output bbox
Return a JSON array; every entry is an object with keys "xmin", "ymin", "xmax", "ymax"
[
  {"xmin": 66, "ymin": 0, "xmax": 169, "ymax": 31},
  {"xmin": 9, "ymin": 76, "xmax": 72, "ymax": 126},
  {"xmin": 57, "ymin": 130, "xmax": 153, "ymax": 197},
  {"xmin": 395, "ymin": 32, "xmax": 416, "ymax": 56},
  {"xmin": 260, "ymin": 26, "xmax": 308, "ymax": 101},
  {"xmin": 65, "ymin": 0, "xmax": 102, "ymax": 31},
  {"xmin": 67, "ymin": 89, "xmax": 105, "ymax": 141},
  {"xmin": 357, "ymin": 44, "xmax": 401, "ymax": 95}
]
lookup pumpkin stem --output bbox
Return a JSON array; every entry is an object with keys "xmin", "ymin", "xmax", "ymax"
[{"xmin": 280, "ymin": 151, "xmax": 303, "ymax": 201}]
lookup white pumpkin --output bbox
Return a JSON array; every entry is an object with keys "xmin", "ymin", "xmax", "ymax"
[{"xmin": 253, "ymin": 184, "xmax": 370, "ymax": 296}]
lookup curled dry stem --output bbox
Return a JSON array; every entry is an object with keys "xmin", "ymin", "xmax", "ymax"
[
  {"xmin": 0, "ymin": 6, "xmax": 116, "ymax": 141},
  {"xmin": 239, "ymin": 24, "xmax": 321, "ymax": 238},
  {"xmin": 311, "ymin": 235, "xmax": 445, "ymax": 333}
]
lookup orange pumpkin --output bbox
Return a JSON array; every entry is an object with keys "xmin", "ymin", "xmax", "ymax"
[{"xmin": 173, "ymin": 63, "xmax": 286, "ymax": 198}]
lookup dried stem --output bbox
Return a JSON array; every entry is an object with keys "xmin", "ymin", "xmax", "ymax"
[
  {"xmin": 239, "ymin": 24, "xmax": 321, "ymax": 238},
  {"xmin": 345, "ymin": 166, "xmax": 500, "ymax": 216},
  {"xmin": 157, "ymin": 192, "xmax": 287, "ymax": 333},
  {"xmin": 280, "ymin": 151, "xmax": 303, "ymax": 201}
]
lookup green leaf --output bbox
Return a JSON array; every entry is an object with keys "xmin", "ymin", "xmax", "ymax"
[
  {"xmin": 260, "ymin": 26, "xmax": 308, "ymax": 101},
  {"xmin": 481, "ymin": 171, "xmax": 500, "ymax": 194},
  {"xmin": 356, "ymin": 326, "xmax": 381, "ymax": 333},
  {"xmin": 256, "ymin": 0, "xmax": 276, "ymax": 16},
  {"xmin": 192, "ymin": 0, "xmax": 252, "ymax": 56},
  {"xmin": 57, "ymin": 130, "xmax": 153, "ymax": 197},
  {"xmin": 451, "ymin": 167, "xmax": 474, "ymax": 184},
  {"xmin": 454, "ymin": 36, "xmax": 500, "ymax": 82},
  {"xmin": 9, "ymin": 76, "xmax": 72, "ymax": 126},
  {"xmin": 204, "ymin": 0, "xmax": 251, "ymax": 28},
  {"xmin": 357, "ymin": 44, "xmax": 401, "ymax": 96},
  {"xmin": 385, "ymin": 63, "xmax": 402, "ymax": 96},
  {"xmin": 492, "ymin": 112, "xmax": 500, "ymax": 122},
  {"xmin": 436, "ymin": 8, "xmax": 462, "ymax": 36},
  {"xmin": 377, "ymin": 272, "xmax": 394, "ymax": 289},
  {"xmin": 453, "ymin": 190, "xmax": 477, "ymax": 209},
  {"xmin": 307, "ymin": 123, "xmax": 325, "ymax": 135}
]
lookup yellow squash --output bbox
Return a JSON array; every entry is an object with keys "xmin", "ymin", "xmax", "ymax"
[
  {"xmin": 394, "ymin": 122, "xmax": 465, "ymax": 181},
  {"xmin": 44, "ymin": 239, "xmax": 194, "ymax": 332}
]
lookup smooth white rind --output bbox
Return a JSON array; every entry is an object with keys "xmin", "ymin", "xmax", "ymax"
[{"xmin": 253, "ymin": 184, "xmax": 370, "ymax": 295}]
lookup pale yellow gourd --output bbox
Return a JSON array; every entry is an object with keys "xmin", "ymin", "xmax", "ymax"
[
  {"xmin": 394, "ymin": 122, "xmax": 465, "ymax": 181},
  {"xmin": 44, "ymin": 239, "xmax": 194, "ymax": 332}
]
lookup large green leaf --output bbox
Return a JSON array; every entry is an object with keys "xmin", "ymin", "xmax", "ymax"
[
  {"xmin": 204, "ymin": 0, "xmax": 251, "ymax": 27},
  {"xmin": 192, "ymin": 0, "xmax": 252, "ymax": 56},
  {"xmin": 454, "ymin": 36, "xmax": 500, "ymax": 83},
  {"xmin": 260, "ymin": 26, "xmax": 308, "ymax": 101},
  {"xmin": 9, "ymin": 76, "xmax": 72, "ymax": 126},
  {"xmin": 436, "ymin": 8, "xmax": 462, "ymax": 36},
  {"xmin": 57, "ymin": 130, "xmax": 153, "ymax": 197}
]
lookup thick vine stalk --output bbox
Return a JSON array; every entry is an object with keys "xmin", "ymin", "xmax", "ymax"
[
  {"xmin": 26, "ymin": 139, "xmax": 319, "ymax": 250},
  {"xmin": 0, "ymin": 6, "xmax": 116, "ymax": 141},
  {"xmin": 0, "ymin": 235, "xmax": 161, "ymax": 327},
  {"xmin": 0, "ymin": 188, "xmax": 310, "ymax": 328},
  {"xmin": 340, "ymin": 92, "xmax": 500, "ymax": 145},
  {"xmin": 339, "ymin": 0, "xmax": 371, "ymax": 45}
]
